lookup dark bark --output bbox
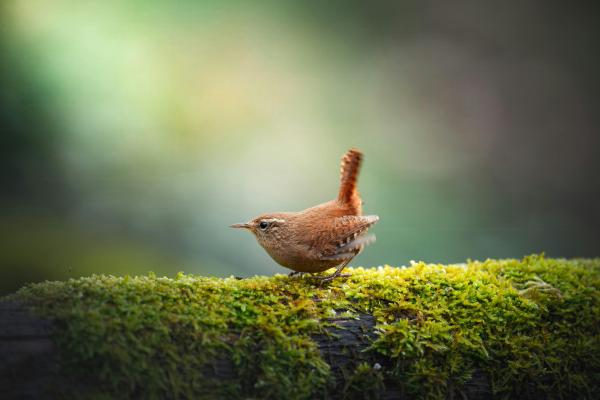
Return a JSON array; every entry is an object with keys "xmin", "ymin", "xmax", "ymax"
[{"xmin": 0, "ymin": 301, "xmax": 58, "ymax": 399}]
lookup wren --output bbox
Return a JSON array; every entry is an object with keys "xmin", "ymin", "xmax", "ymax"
[{"xmin": 230, "ymin": 148, "xmax": 379, "ymax": 281}]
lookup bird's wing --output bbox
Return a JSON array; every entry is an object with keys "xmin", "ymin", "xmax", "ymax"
[{"xmin": 315, "ymin": 215, "xmax": 379, "ymax": 260}]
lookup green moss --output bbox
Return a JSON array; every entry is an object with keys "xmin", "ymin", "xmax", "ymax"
[
  {"xmin": 10, "ymin": 255, "xmax": 600, "ymax": 399},
  {"xmin": 342, "ymin": 362, "xmax": 385, "ymax": 399}
]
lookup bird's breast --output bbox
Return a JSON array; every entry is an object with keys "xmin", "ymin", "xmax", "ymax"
[{"xmin": 259, "ymin": 239, "xmax": 339, "ymax": 273}]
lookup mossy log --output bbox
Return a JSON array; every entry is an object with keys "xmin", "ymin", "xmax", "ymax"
[{"xmin": 2, "ymin": 256, "xmax": 599, "ymax": 399}]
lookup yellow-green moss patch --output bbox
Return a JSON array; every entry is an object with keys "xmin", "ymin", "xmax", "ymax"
[{"xmin": 10, "ymin": 255, "xmax": 600, "ymax": 399}]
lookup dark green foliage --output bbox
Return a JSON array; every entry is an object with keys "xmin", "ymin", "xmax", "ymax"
[{"xmin": 11, "ymin": 256, "xmax": 600, "ymax": 399}]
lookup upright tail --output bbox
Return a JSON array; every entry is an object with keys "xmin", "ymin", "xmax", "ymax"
[{"xmin": 337, "ymin": 148, "xmax": 363, "ymax": 213}]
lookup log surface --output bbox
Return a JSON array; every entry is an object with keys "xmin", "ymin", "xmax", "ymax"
[
  {"xmin": 0, "ymin": 301, "xmax": 58, "ymax": 400},
  {"xmin": 0, "ymin": 300, "xmax": 493, "ymax": 399}
]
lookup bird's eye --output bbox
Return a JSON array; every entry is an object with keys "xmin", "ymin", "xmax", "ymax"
[{"xmin": 259, "ymin": 221, "xmax": 269, "ymax": 230}]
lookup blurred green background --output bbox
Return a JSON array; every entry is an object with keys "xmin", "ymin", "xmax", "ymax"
[{"xmin": 1, "ymin": 1, "xmax": 599, "ymax": 294}]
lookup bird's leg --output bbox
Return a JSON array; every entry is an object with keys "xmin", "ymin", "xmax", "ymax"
[{"xmin": 315, "ymin": 259, "xmax": 352, "ymax": 283}]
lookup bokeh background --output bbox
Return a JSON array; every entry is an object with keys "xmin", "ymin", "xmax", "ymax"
[{"xmin": 2, "ymin": 1, "xmax": 599, "ymax": 294}]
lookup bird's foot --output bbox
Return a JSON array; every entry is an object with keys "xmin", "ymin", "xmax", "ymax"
[
  {"xmin": 313, "ymin": 260, "xmax": 352, "ymax": 285},
  {"xmin": 320, "ymin": 273, "xmax": 350, "ymax": 282},
  {"xmin": 314, "ymin": 271, "xmax": 350, "ymax": 285},
  {"xmin": 288, "ymin": 271, "xmax": 307, "ymax": 278}
]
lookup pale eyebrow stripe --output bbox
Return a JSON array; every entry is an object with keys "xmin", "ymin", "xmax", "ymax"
[{"xmin": 264, "ymin": 218, "xmax": 285, "ymax": 223}]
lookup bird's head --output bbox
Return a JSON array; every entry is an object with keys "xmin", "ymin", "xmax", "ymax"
[{"xmin": 230, "ymin": 213, "xmax": 291, "ymax": 247}]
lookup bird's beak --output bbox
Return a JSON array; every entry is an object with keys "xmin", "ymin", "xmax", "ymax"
[{"xmin": 230, "ymin": 222, "xmax": 251, "ymax": 229}]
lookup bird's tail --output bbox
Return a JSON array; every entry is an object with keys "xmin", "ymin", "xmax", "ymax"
[{"xmin": 338, "ymin": 148, "xmax": 362, "ymax": 211}]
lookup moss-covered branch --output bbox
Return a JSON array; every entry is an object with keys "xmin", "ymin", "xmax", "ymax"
[{"xmin": 2, "ymin": 256, "xmax": 600, "ymax": 399}]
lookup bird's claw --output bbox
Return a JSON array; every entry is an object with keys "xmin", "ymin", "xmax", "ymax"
[
  {"xmin": 315, "ymin": 272, "xmax": 350, "ymax": 286},
  {"xmin": 288, "ymin": 271, "xmax": 307, "ymax": 278}
]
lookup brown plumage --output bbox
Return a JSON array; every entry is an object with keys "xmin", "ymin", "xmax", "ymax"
[
  {"xmin": 338, "ymin": 148, "xmax": 362, "ymax": 212},
  {"xmin": 230, "ymin": 148, "xmax": 379, "ymax": 281}
]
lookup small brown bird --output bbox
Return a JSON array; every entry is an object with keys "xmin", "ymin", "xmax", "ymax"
[{"xmin": 230, "ymin": 148, "xmax": 379, "ymax": 281}]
